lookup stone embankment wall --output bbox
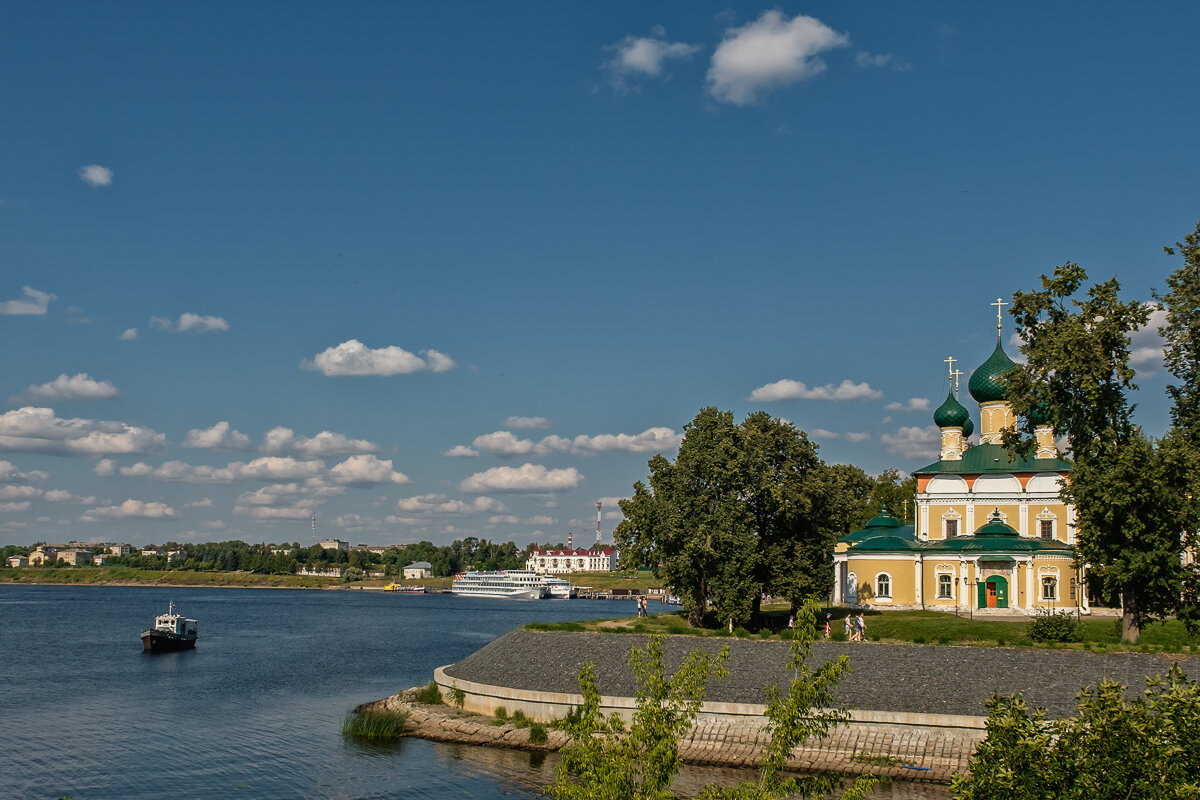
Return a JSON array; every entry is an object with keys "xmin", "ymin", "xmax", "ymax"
[{"xmin": 363, "ymin": 629, "xmax": 1199, "ymax": 785}]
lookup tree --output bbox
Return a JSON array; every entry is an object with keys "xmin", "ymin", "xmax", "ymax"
[
  {"xmin": 550, "ymin": 599, "xmax": 876, "ymax": 800},
  {"xmin": 1004, "ymin": 263, "xmax": 1177, "ymax": 642},
  {"xmin": 615, "ymin": 408, "xmax": 838, "ymax": 629},
  {"xmin": 1159, "ymin": 221, "xmax": 1200, "ymax": 631},
  {"xmin": 867, "ymin": 469, "xmax": 917, "ymax": 524},
  {"xmin": 949, "ymin": 665, "xmax": 1200, "ymax": 800}
]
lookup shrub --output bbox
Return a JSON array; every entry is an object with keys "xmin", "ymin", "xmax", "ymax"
[
  {"xmin": 510, "ymin": 709, "xmax": 531, "ymax": 728},
  {"xmin": 414, "ymin": 681, "xmax": 444, "ymax": 705},
  {"xmin": 1029, "ymin": 609, "xmax": 1082, "ymax": 643},
  {"xmin": 450, "ymin": 685, "xmax": 465, "ymax": 710},
  {"xmin": 494, "ymin": 706, "xmax": 508, "ymax": 721},
  {"xmin": 912, "ymin": 634, "xmax": 927, "ymax": 644},
  {"xmin": 732, "ymin": 627, "xmax": 752, "ymax": 638},
  {"xmin": 528, "ymin": 723, "xmax": 548, "ymax": 745},
  {"xmin": 937, "ymin": 635, "xmax": 952, "ymax": 645}
]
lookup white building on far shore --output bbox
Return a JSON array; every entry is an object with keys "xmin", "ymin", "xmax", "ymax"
[{"xmin": 526, "ymin": 533, "xmax": 618, "ymax": 575}]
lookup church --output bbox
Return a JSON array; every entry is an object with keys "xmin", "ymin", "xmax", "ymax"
[{"xmin": 832, "ymin": 303, "xmax": 1088, "ymax": 615}]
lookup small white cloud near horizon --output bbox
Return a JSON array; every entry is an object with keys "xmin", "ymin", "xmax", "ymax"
[
  {"xmin": 14, "ymin": 373, "xmax": 119, "ymax": 404},
  {"xmin": 885, "ymin": 397, "xmax": 931, "ymax": 412},
  {"xmin": 150, "ymin": 313, "xmax": 229, "ymax": 333},
  {"xmin": 261, "ymin": 426, "xmax": 380, "ymax": 457},
  {"xmin": 809, "ymin": 428, "xmax": 840, "ymax": 439},
  {"xmin": 119, "ymin": 327, "xmax": 138, "ymax": 341},
  {"xmin": 460, "ymin": 427, "xmax": 682, "ymax": 458},
  {"xmin": 749, "ymin": 378, "xmax": 882, "ymax": 402},
  {"xmin": 460, "ymin": 463, "xmax": 583, "ymax": 494},
  {"xmin": 183, "ymin": 421, "xmax": 254, "ymax": 451},
  {"xmin": 81, "ymin": 498, "xmax": 177, "ymax": 522},
  {"xmin": 505, "ymin": 416, "xmax": 551, "ymax": 430},
  {"xmin": 603, "ymin": 29, "xmax": 700, "ymax": 91},
  {"xmin": 301, "ymin": 339, "xmax": 456, "ymax": 376},
  {"xmin": 79, "ymin": 164, "xmax": 113, "ymax": 187},
  {"xmin": 707, "ymin": 10, "xmax": 848, "ymax": 105},
  {"xmin": 0, "ymin": 286, "xmax": 56, "ymax": 316}
]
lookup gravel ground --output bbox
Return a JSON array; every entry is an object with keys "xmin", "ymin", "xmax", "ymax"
[{"xmin": 443, "ymin": 629, "xmax": 1200, "ymax": 719}]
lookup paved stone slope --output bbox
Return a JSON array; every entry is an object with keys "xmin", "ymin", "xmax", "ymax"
[{"xmin": 444, "ymin": 629, "xmax": 1199, "ymax": 719}]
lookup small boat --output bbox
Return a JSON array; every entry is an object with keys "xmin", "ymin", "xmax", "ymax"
[
  {"xmin": 384, "ymin": 583, "xmax": 426, "ymax": 593},
  {"xmin": 545, "ymin": 577, "xmax": 576, "ymax": 598},
  {"xmin": 141, "ymin": 601, "xmax": 198, "ymax": 653}
]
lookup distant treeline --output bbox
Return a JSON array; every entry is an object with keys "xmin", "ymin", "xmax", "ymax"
[{"xmin": 1, "ymin": 536, "xmax": 551, "ymax": 579}]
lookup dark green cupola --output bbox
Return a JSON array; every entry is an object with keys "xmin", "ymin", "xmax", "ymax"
[
  {"xmin": 968, "ymin": 340, "xmax": 1018, "ymax": 403},
  {"xmin": 933, "ymin": 389, "xmax": 970, "ymax": 429}
]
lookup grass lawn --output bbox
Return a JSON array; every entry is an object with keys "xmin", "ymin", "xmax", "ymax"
[{"xmin": 527, "ymin": 605, "xmax": 1200, "ymax": 655}]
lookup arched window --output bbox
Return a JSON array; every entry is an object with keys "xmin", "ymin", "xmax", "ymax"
[
  {"xmin": 937, "ymin": 574, "xmax": 953, "ymax": 598},
  {"xmin": 1041, "ymin": 576, "xmax": 1058, "ymax": 600},
  {"xmin": 876, "ymin": 573, "xmax": 891, "ymax": 599},
  {"xmin": 846, "ymin": 572, "xmax": 858, "ymax": 604}
]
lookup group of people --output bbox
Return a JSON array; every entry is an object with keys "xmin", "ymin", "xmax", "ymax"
[
  {"xmin": 843, "ymin": 612, "xmax": 867, "ymax": 641},
  {"xmin": 636, "ymin": 595, "xmax": 649, "ymax": 617}
]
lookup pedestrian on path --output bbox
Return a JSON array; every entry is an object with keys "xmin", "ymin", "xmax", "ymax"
[
  {"xmin": 855, "ymin": 612, "xmax": 866, "ymax": 642},
  {"xmin": 824, "ymin": 613, "xmax": 832, "ymax": 639},
  {"xmin": 844, "ymin": 614, "xmax": 853, "ymax": 640}
]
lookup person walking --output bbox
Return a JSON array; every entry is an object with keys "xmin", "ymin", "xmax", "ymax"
[
  {"xmin": 823, "ymin": 613, "xmax": 832, "ymax": 639},
  {"xmin": 844, "ymin": 614, "xmax": 854, "ymax": 640},
  {"xmin": 854, "ymin": 612, "xmax": 866, "ymax": 642}
]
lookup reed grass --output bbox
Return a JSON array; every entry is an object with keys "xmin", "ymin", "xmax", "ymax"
[{"xmin": 341, "ymin": 709, "xmax": 410, "ymax": 741}]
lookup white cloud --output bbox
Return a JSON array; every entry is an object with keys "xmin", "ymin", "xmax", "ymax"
[
  {"xmin": 1129, "ymin": 305, "xmax": 1167, "ymax": 374},
  {"xmin": 114, "ymin": 460, "xmax": 235, "ymax": 483},
  {"xmin": 505, "ymin": 416, "xmax": 551, "ymax": 430},
  {"xmin": 14, "ymin": 373, "xmax": 119, "ymax": 404},
  {"xmin": 846, "ymin": 431, "xmax": 872, "ymax": 443},
  {"xmin": 155, "ymin": 313, "xmax": 230, "ymax": 333},
  {"xmin": 329, "ymin": 454, "xmax": 409, "ymax": 486},
  {"xmin": 0, "ymin": 461, "xmax": 49, "ymax": 483},
  {"xmin": 261, "ymin": 426, "xmax": 379, "ymax": 457},
  {"xmin": 301, "ymin": 339, "xmax": 454, "ymax": 376},
  {"xmin": 463, "ymin": 426, "xmax": 682, "ymax": 459},
  {"xmin": 0, "ymin": 286, "xmax": 56, "ymax": 316},
  {"xmin": 489, "ymin": 514, "xmax": 521, "ymax": 525},
  {"xmin": 749, "ymin": 379, "xmax": 882, "ymax": 402},
  {"xmin": 444, "ymin": 445, "xmax": 479, "ymax": 457},
  {"xmin": 707, "ymin": 10, "xmax": 848, "ymax": 105},
  {"xmin": 43, "ymin": 489, "xmax": 96, "ymax": 504},
  {"xmin": 885, "ymin": 397, "xmax": 931, "ymax": 412},
  {"xmin": 604, "ymin": 31, "xmax": 700, "ymax": 90},
  {"xmin": 809, "ymin": 428, "xmax": 839, "ymax": 439},
  {"xmin": 235, "ymin": 457, "xmax": 325, "ymax": 481},
  {"xmin": 183, "ymin": 498, "xmax": 213, "ymax": 508},
  {"xmin": 119, "ymin": 328, "xmax": 138, "ymax": 341},
  {"xmin": 81, "ymin": 498, "xmax": 178, "ymax": 522},
  {"xmin": 394, "ymin": 493, "xmax": 505, "ymax": 515},
  {"xmin": 459, "ymin": 463, "xmax": 582, "ymax": 493},
  {"xmin": 79, "ymin": 164, "xmax": 113, "ymax": 187},
  {"xmin": 881, "ymin": 425, "xmax": 940, "ymax": 460},
  {"xmin": 0, "ymin": 407, "xmax": 167, "ymax": 456},
  {"xmin": 855, "ymin": 51, "xmax": 911, "ymax": 71},
  {"xmin": 0, "ymin": 485, "xmax": 40, "ymax": 500},
  {"xmin": 94, "ymin": 458, "xmax": 116, "ymax": 476},
  {"xmin": 0, "ymin": 501, "xmax": 31, "ymax": 512},
  {"xmin": 183, "ymin": 421, "xmax": 254, "ymax": 451}
]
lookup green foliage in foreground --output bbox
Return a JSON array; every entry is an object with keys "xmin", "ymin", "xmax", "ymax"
[
  {"xmin": 341, "ymin": 709, "xmax": 410, "ymax": 741},
  {"xmin": 1027, "ymin": 609, "xmax": 1082, "ymax": 643},
  {"xmin": 950, "ymin": 664, "xmax": 1200, "ymax": 800},
  {"xmin": 548, "ymin": 598, "xmax": 877, "ymax": 800},
  {"xmin": 413, "ymin": 681, "xmax": 445, "ymax": 705}
]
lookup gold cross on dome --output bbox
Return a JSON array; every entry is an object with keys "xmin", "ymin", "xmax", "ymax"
[
  {"xmin": 992, "ymin": 297, "xmax": 1009, "ymax": 336},
  {"xmin": 952, "ymin": 368, "xmax": 964, "ymax": 398},
  {"xmin": 943, "ymin": 355, "xmax": 956, "ymax": 385}
]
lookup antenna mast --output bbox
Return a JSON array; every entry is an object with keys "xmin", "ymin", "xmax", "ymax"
[
  {"xmin": 595, "ymin": 501, "xmax": 602, "ymax": 546},
  {"xmin": 311, "ymin": 512, "xmax": 317, "ymax": 547}
]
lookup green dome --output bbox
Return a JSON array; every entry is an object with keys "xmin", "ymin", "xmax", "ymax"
[
  {"xmin": 1026, "ymin": 400, "xmax": 1052, "ymax": 427},
  {"xmin": 962, "ymin": 416, "xmax": 975, "ymax": 438},
  {"xmin": 968, "ymin": 340, "xmax": 1018, "ymax": 403},
  {"xmin": 933, "ymin": 389, "xmax": 970, "ymax": 429},
  {"xmin": 973, "ymin": 509, "xmax": 1019, "ymax": 537}
]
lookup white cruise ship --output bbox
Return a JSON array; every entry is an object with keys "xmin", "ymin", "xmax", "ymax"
[{"xmin": 451, "ymin": 569, "xmax": 548, "ymax": 599}]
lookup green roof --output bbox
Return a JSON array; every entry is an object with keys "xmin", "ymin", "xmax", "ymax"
[
  {"xmin": 968, "ymin": 339, "xmax": 1018, "ymax": 403},
  {"xmin": 846, "ymin": 535, "xmax": 925, "ymax": 552},
  {"xmin": 912, "ymin": 443, "xmax": 1071, "ymax": 475},
  {"xmin": 927, "ymin": 535, "xmax": 1074, "ymax": 556},
  {"xmin": 838, "ymin": 507, "xmax": 915, "ymax": 544},
  {"xmin": 933, "ymin": 389, "xmax": 970, "ymax": 429}
]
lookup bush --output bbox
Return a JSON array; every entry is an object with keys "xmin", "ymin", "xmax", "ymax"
[
  {"xmin": 510, "ymin": 709, "xmax": 531, "ymax": 728},
  {"xmin": 450, "ymin": 685, "xmax": 465, "ymax": 709},
  {"xmin": 529, "ymin": 723, "xmax": 548, "ymax": 745},
  {"xmin": 1029, "ymin": 610, "xmax": 1081, "ymax": 643},
  {"xmin": 732, "ymin": 627, "xmax": 752, "ymax": 638},
  {"xmin": 494, "ymin": 706, "xmax": 508, "ymax": 721},
  {"xmin": 414, "ymin": 681, "xmax": 444, "ymax": 705},
  {"xmin": 912, "ymin": 634, "xmax": 927, "ymax": 644}
]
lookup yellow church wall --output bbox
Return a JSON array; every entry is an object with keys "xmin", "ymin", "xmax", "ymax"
[
  {"xmin": 924, "ymin": 503, "xmax": 969, "ymax": 540},
  {"xmin": 843, "ymin": 556, "xmax": 919, "ymax": 606},
  {"xmin": 1022, "ymin": 503, "xmax": 1071, "ymax": 543}
]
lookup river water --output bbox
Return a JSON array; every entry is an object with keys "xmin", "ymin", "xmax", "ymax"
[{"xmin": 0, "ymin": 585, "xmax": 950, "ymax": 800}]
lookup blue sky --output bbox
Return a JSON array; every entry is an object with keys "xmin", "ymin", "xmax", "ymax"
[{"xmin": 2, "ymin": 2, "xmax": 1197, "ymax": 547}]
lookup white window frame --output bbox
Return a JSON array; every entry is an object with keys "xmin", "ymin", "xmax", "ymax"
[
  {"xmin": 875, "ymin": 572, "xmax": 892, "ymax": 600},
  {"xmin": 937, "ymin": 573, "xmax": 954, "ymax": 599},
  {"xmin": 1041, "ymin": 576, "xmax": 1058, "ymax": 600}
]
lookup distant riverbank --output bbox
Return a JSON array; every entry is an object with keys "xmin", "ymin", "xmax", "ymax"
[{"xmin": 0, "ymin": 566, "xmax": 354, "ymax": 589}]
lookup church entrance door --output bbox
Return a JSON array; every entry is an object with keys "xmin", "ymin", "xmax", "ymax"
[{"xmin": 979, "ymin": 576, "xmax": 1008, "ymax": 609}]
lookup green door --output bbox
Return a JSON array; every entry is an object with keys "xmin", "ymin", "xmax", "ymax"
[{"xmin": 983, "ymin": 576, "xmax": 1008, "ymax": 609}]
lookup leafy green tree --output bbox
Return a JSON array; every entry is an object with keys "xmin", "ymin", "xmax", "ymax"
[
  {"xmin": 1159, "ymin": 221, "xmax": 1200, "ymax": 630},
  {"xmin": 949, "ymin": 664, "xmax": 1200, "ymax": 800},
  {"xmin": 1004, "ymin": 263, "xmax": 1177, "ymax": 641},
  {"xmin": 867, "ymin": 469, "xmax": 917, "ymax": 524},
  {"xmin": 616, "ymin": 408, "xmax": 840, "ymax": 628},
  {"xmin": 550, "ymin": 599, "xmax": 875, "ymax": 800},
  {"xmin": 816, "ymin": 464, "xmax": 876, "ymax": 536}
]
